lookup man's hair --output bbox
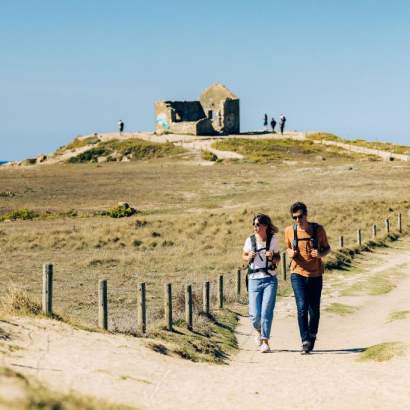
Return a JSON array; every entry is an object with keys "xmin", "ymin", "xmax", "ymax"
[{"xmin": 290, "ymin": 202, "xmax": 308, "ymax": 215}]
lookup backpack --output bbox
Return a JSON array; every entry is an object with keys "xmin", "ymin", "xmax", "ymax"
[
  {"xmin": 246, "ymin": 234, "xmax": 276, "ymax": 291},
  {"xmin": 292, "ymin": 222, "xmax": 319, "ymax": 252}
]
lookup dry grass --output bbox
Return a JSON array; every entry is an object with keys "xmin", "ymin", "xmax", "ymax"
[
  {"xmin": 0, "ymin": 288, "xmax": 42, "ymax": 316},
  {"xmin": 0, "ymin": 150, "xmax": 410, "ymax": 332},
  {"xmin": 0, "ymin": 367, "xmax": 136, "ymax": 410}
]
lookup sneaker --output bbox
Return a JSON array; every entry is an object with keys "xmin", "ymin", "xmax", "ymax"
[
  {"xmin": 255, "ymin": 335, "xmax": 262, "ymax": 347},
  {"xmin": 301, "ymin": 340, "xmax": 311, "ymax": 355},
  {"xmin": 260, "ymin": 342, "xmax": 271, "ymax": 353}
]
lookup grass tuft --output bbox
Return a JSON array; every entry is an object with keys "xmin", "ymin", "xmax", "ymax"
[
  {"xmin": 387, "ymin": 310, "xmax": 410, "ymax": 323},
  {"xmin": 325, "ymin": 303, "xmax": 359, "ymax": 316},
  {"xmin": 0, "ymin": 288, "xmax": 42, "ymax": 316},
  {"xmin": 358, "ymin": 342, "xmax": 407, "ymax": 362}
]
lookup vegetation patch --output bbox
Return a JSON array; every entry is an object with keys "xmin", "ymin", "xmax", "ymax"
[
  {"xmin": 325, "ymin": 303, "xmax": 358, "ymax": 316},
  {"xmin": 0, "ymin": 366, "xmax": 135, "ymax": 410},
  {"xmin": 105, "ymin": 203, "xmax": 138, "ymax": 218},
  {"xmin": 201, "ymin": 150, "xmax": 218, "ymax": 161},
  {"xmin": 358, "ymin": 342, "xmax": 407, "ymax": 362},
  {"xmin": 0, "ymin": 209, "xmax": 38, "ymax": 222},
  {"xmin": 68, "ymin": 138, "xmax": 185, "ymax": 163},
  {"xmin": 387, "ymin": 310, "xmax": 410, "ymax": 323},
  {"xmin": 0, "ymin": 288, "xmax": 42, "ymax": 316},
  {"xmin": 56, "ymin": 135, "xmax": 100, "ymax": 154},
  {"xmin": 0, "ymin": 191, "xmax": 16, "ymax": 198},
  {"xmin": 150, "ymin": 309, "xmax": 239, "ymax": 364},
  {"xmin": 306, "ymin": 132, "xmax": 410, "ymax": 155},
  {"xmin": 212, "ymin": 138, "xmax": 359, "ymax": 163}
]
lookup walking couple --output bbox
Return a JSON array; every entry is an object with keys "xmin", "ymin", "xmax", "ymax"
[{"xmin": 242, "ymin": 202, "xmax": 331, "ymax": 353}]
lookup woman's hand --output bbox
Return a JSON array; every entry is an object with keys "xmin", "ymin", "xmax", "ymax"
[{"xmin": 265, "ymin": 250, "xmax": 273, "ymax": 260}]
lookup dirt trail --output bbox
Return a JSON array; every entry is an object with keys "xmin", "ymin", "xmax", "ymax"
[{"xmin": 2, "ymin": 239, "xmax": 410, "ymax": 409}]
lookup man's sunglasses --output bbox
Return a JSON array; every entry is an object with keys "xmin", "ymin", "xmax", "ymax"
[{"xmin": 292, "ymin": 214, "xmax": 305, "ymax": 220}]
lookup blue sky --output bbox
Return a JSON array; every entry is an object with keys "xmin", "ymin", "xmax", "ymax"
[{"xmin": 1, "ymin": 0, "xmax": 409, "ymax": 160}]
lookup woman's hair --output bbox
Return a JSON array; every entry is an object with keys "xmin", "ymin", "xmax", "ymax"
[{"xmin": 252, "ymin": 213, "xmax": 279, "ymax": 235}]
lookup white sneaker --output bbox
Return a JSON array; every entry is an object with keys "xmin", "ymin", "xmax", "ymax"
[
  {"xmin": 260, "ymin": 343, "xmax": 271, "ymax": 353},
  {"xmin": 255, "ymin": 335, "xmax": 262, "ymax": 346}
]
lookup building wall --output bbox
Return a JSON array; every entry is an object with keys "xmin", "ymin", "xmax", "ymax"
[{"xmin": 223, "ymin": 99, "xmax": 240, "ymax": 134}]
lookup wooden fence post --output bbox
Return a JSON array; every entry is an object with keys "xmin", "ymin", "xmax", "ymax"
[
  {"xmin": 164, "ymin": 283, "xmax": 172, "ymax": 331},
  {"xmin": 357, "ymin": 229, "xmax": 362, "ymax": 247},
  {"xmin": 203, "ymin": 281, "xmax": 210, "ymax": 315},
  {"xmin": 281, "ymin": 251, "xmax": 287, "ymax": 281},
  {"xmin": 185, "ymin": 284, "xmax": 193, "ymax": 330},
  {"xmin": 98, "ymin": 279, "xmax": 108, "ymax": 330},
  {"xmin": 138, "ymin": 282, "xmax": 147, "ymax": 334},
  {"xmin": 385, "ymin": 219, "xmax": 390, "ymax": 234},
  {"xmin": 339, "ymin": 235, "xmax": 344, "ymax": 249},
  {"xmin": 398, "ymin": 213, "xmax": 402, "ymax": 233},
  {"xmin": 236, "ymin": 269, "xmax": 241, "ymax": 300},
  {"xmin": 372, "ymin": 224, "xmax": 377, "ymax": 240},
  {"xmin": 218, "ymin": 275, "xmax": 224, "ymax": 309},
  {"xmin": 42, "ymin": 263, "xmax": 53, "ymax": 316}
]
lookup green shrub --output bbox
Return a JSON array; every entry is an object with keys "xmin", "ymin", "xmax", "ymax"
[
  {"xmin": 68, "ymin": 138, "xmax": 186, "ymax": 163},
  {"xmin": 201, "ymin": 150, "xmax": 218, "ymax": 161},
  {"xmin": 0, "ymin": 208, "xmax": 38, "ymax": 222},
  {"xmin": 0, "ymin": 191, "xmax": 16, "ymax": 198},
  {"xmin": 107, "ymin": 205, "xmax": 137, "ymax": 218}
]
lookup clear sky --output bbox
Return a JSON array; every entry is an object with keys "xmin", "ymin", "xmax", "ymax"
[{"xmin": 1, "ymin": 0, "xmax": 409, "ymax": 160}]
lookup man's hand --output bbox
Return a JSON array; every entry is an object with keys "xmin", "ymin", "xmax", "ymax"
[
  {"xmin": 311, "ymin": 249, "xmax": 319, "ymax": 258},
  {"xmin": 287, "ymin": 248, "xmax": 299, "ymax": 258}
]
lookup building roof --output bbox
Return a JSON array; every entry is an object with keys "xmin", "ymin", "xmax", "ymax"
[{"xmin": 200, "ymin": 83, "xmax": 239, "ymax": 102}]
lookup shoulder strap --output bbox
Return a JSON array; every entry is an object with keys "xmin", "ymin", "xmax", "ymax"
[
  {"xmin": 265, "ymin": 234, "xmax": 273, "ymax": 272},
  {"xmin": 310, "ymin": 223, "xmax": 319, "ymax": 249},
  {"xmin": 249, "ymin": 234, "xmax": 257, "ymax": 265},
  {"xmin": 292, "ymin": 224, "xmax": 298, "ymax": 250}
]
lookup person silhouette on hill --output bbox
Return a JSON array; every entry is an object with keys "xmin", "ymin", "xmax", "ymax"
[
  {"xmin": 118, "ymin": 120, "xmax": 124, "ymax": 135},
  {"xmin": 279, "ymin": 114, "xmax": 286, "ymax": 135},
  {"xmin": 270, "ymin": 117, "xmax": 276, "ymax": 133}
]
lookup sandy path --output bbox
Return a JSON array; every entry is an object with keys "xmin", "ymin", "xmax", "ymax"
[{"xmin": 2, "ymin": 239, "xmax": 410, "ymax": 409}]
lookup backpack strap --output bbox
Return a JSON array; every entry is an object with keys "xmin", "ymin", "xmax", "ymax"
[
  {"xmin": 249, "ymin": 234, "xmax": 257, "ymax": 263},
  {"xmin": 265, "ymin": 234, "xmax": 273, "ymax": 273},
  {"xmin": 310, "ymin": 222, "xmax": 319, "ymax": 250},
  {"xmin": 292, "ymin": 224, "xmax": 298, "ymax": 250}
]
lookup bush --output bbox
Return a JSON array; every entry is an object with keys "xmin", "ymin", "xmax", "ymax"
[
  {"xmin": 107, "ymin": 204, "xmax": 137, "ymax": 218},
  {"xmin": 0, "ymin": 208, "xmax": 38, "ymax": 222},
  {"xmin": 201, "ymin": 150, "xmax": 218, "ymax": 161},
  {"xmin": 0, "ymin": 287, "xmax": 41, "ymax": 315},
  {"xmin": 0, "ymin": 191, "xmax": 16, "ymax": 198}
]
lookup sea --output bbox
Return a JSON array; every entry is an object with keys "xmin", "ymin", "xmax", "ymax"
[{"xmin": 0, "ymin": 161, "xmax": 8, "ymax": 166}]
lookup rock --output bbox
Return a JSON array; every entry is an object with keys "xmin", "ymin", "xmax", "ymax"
[
  {"xmin": 21, "ymin": 158, "xmax": 37, "ymax": 166},
  {"xmin": 315, "ymin": 155, "xmax": 326, "ymax": 161},
  {"xmin": 117, "ymin": 202, "xmax": 130, "ymax": 209},
  {"xmin": 37, "ymin": 154, "xmax": 47, "ymax": 163},
  {"xmin": 121, "ymin": 156, "xmax": 130, "ymax": 162},
  {"xmin": 97, "ymin": 156, "xmax": 107, "ymax": 163}
]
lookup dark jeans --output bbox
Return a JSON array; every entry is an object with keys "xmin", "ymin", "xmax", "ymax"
[{"xmin": 291, "ymin": 273, "xmax": 323, "ymax": 343}]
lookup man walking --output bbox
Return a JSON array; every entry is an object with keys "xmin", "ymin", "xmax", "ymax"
[
  {"xmin": 285, "ymin": 202, "xmax": 331, "ymax": 354},
  {"xmin": 279, "ymin": 114, "xmax": 286, "ymax": 135}
]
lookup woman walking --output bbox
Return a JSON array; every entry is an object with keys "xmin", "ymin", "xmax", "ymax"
[{"xmin": 242, "ymin": 214, "xmax": 280, "ymax": 352}]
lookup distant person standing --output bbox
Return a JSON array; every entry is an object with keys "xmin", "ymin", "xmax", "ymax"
[
  {"xmin": 118, "ymin": 120, "xmax": 124, "ymax": 135},
  {"xmin": 270, "ymin": 117, "xmax": 276, "ymax": 133},
  {"xmin": 279, "ymin": 114, "xmax": 286, "ymax": 135},
  {"xmin": 263, "ymin": 113, "xmax": 268, "ymax": 132}
]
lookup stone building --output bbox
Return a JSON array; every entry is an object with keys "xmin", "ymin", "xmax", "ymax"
[{"xmin": 154, "ymin": 83, "xmax": 240, "ymax": 136}]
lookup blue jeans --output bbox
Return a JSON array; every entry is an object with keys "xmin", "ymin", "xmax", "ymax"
[
  {"xmin": 248, "ymin": 276, "xmax": 278, "ymax": 340},
  {"xmin": 291, "ymin": 273, "xmax": 323, "ymax": 343}
]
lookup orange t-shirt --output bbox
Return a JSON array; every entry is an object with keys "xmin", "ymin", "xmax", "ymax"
[{"xmin": 284, "ymin": 223, "xmax": 330, "ymax": 277}]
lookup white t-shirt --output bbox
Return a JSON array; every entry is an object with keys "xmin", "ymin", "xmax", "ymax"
[{"xmin": 243, "ymin": 235, "xmax": 280, "ymax": 279}]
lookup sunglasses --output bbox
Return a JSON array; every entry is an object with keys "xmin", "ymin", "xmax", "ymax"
[
  {"xmin": 254, "ymin": 222, "xmax": 265, "ymax": 227},
  {"xmin": 292, "ymin": 214, "xmax": 305, "ymax": 220}
]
